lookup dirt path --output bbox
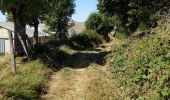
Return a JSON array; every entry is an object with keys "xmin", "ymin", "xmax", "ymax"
[{"xmin": 41, "ymin": 40, "xmax": 124, "ymax": 100}]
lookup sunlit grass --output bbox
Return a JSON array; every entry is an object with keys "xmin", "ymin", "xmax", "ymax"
[{"xmin": 0, "ymin": 56, "xmax": 51, "ymax": 99}]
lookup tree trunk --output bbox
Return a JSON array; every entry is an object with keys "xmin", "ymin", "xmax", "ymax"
[
  {"xmin": 11, "ymin": 6, "xmax": 30, "ymax": 59},
  {"xmin": 33, "ymin": 18, "xmax": 39, "ymax": 45},
  {"xmin": 12, "ymin": 10, "xmax": 23, "ymax": 55}
]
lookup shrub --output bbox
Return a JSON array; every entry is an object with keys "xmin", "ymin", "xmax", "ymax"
[
  {"xmin": 80, "ymin": 29, "xmax": 104, "ymax": 44},
  {"xmin": 85, "ymin": 12, "xmax": 114, "ymax": 36},
  {"xmin": 85, "ymin": 13, "xmax": 102, "ymax": 33},
  {"xmin": 69, "ymin": 29, "xmax": 104, "ymax": 47},
  {"xmin": 109, "ymin": 33, "xmax": 170, "ymax": 99}
]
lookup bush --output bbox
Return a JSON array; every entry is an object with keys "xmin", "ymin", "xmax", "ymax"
[
  {"xmin": 109, "ymin": 33, "xmax": 170, "ymax": 99},
  {"xmin": 69, "ymin": 29, "xmax": 104, "ymax": 47},
  {"xmin": 81, "ymin": 29, "xmax": 104, "ymax": 44},
  {"xmin": 85, "ymin": 13, "xmax": 102, "ymax": 33},
  {"xmin": 85, "ymin": 12, "xmax": 114, "ymax": 36}
]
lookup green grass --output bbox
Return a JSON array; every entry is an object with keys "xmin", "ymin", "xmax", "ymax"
[
  {"xmin": 109, "ymin": 33, "xmax": 170, "ymax": 99},
  {"xmin": 0, "ymin": 56, "xmax": 51, "ymax": 100}
]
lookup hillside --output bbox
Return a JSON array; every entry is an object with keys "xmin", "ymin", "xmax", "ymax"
[{"xmin": 108, "ymin": 31, "xmax": 170, "ymax": 99}]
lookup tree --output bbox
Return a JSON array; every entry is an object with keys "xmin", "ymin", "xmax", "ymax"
[
  {"xmin": 0, "ymin": 0, "xmax": 48, "ymax": 57},
  {"xmin": 27, "ymin": 0, "xmax": 48, "ymax": 45},
  {"xmin": 44, "ymin": 0, "xmax": 75, "ymax": 40},
  {"xmin": 85, "ymin": 12, "xmax": 114, "ymax": 36},
  {"xmin": 85, "ymin": 13, "xmax": 102, "ymax": 33},
  {"xmin": 5, "ymin": 1, "xmax": 47, "ymax": 45},
  {"xmin": 97, "ymin": 0, "xmax": 170, "ymax": 35}
]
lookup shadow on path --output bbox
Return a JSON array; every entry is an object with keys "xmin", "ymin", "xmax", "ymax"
[
  {"xmin": 57, "ymin": 51, "xmax": 110, "ymax": 69},
  {"xmin": 40, "ymin": 48, "xmax": 110, "ymax": 70},
  {"xmin": 37, "ymin": 40, "xmax": 111, "ymax": 71}
]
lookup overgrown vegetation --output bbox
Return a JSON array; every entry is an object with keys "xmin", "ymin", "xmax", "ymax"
[
  {"xmin": 0, "ymin": 0, "xmax": 170, "ymax": 99},
  {"xmin": 98, "ymin": 2, "xmax": 170, "ymax": 98},
  {"xmin": 109, "ymin": 31, "xmax": 170, "ymax": 99},
  {"xmin": 85, "ymin": 12, "xmax": 114, "ymax": 36},
  {"xmin": 84, "ymin": 66, "xmax": 120, "ymax": 100},
  {"xmin": 44, "ymin": 0, "xmax": 75, "ymax": 39},
  {"xmin": 98, "ymin": 0, "xmax": 170, "ymax": 35},
  {"xmin": 0, "ymin": 56, "xmax": 51, "ymax": 99},
  {"xmin": 69, "ymin": 29, "xmax": 104, "ymax": 47}
]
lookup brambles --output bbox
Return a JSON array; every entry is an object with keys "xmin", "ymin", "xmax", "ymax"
[{"xmin": 109, "ymin": 33, "xmax": 170, "ymax": 99}]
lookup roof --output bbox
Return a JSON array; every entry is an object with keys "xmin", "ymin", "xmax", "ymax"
[
  {"xmin": 68, "ymin": 22, "xmax": 85, "ymax": 33},
  {"xmin": 0, "ymin": 22, "xmax": 48, "ymax": 37}
]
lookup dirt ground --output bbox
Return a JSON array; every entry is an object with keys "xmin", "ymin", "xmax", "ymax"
[{"xmin": 41, "ymin": 39, "xmax": 124, "ymax": 100}]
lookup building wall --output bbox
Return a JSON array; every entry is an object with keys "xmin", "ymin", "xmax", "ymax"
[
  {"xmin": 0, "ymin": 28, "xmax": 10, "ymax": 54},
  {"xmin": 0, "ymin": 28, "xmax": 9, "ymax": 39},
  {"xmin": 5, "ymin": 39, "xmax": 10, "ymax": 54},
  {"xmin": 0, "ymin": 28, "xmax": 48, "ymax": 54}
]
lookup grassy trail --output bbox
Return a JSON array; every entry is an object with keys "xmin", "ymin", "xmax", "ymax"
[{"xmin": 41, "ymin": 39, "xmax": 123, "ymax": 100}]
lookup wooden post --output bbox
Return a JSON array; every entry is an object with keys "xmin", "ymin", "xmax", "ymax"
[
  {"xmin": 17, "ymin": 34, "xmax": 30, "ymax": 60},
  {"xmin": 8, "ymin": 30, "xmax": 17, "ymax": 73}
]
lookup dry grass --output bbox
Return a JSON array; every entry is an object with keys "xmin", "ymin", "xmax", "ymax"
[
  {"xmin": 41, "ymin": 39, "xmax": 124, "ymax": 100},
  {"xmin": 41, "ymin": 68, "xmax": 77, "ymax": 100},
  {"xmin": 42, "ymin": 65, "xmax": 123, "ymax": 100},
  {"xmin": 59, "ymin": 45, "xmax": 77, "ymax": 54},
  {"xmin": 84, "ymin": 65, "xmax": 124, "ymax": 100},
  {"xmin": 0, "ymin": 56, "xmax": 51, "ymax": 99}
]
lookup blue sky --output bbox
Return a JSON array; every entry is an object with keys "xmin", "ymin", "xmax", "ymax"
[
  {"xmin": 0, "ymin": 0, "xmax": 98, "ymax": 22},
  {"xmin": 72, "ymin": 0, "xmax": 98, "ymax": 22},
  {"xmin": 0, "ymin": 12, "xmax": 6, "ymax": 22}
]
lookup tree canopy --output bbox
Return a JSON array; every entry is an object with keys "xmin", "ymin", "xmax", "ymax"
[
  {"xmin": 97, "ymin": 0, "xmax": 170, "ymax": 34},
  {"xmin": 0, "ymin": 0, "xmax": 48, "ymax": 56},
  {"xmin": 85, "ymin": 12, "xmax": 114, "ymax": 36},
  {"xmin": 0, "ymin": 0, "xmax": 75, "ymax": 56},
  {"xmin": 44, "ymin": 0, "xmax": 75, "ymax": 39}
]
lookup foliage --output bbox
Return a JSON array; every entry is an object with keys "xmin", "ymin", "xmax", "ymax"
[
  {"xmin": 85, "ymin": 12, "xmax": 114, "ymax": 36},
  {"xmin": 114, "ymin": 27, "xmax": 129, "ymax": 39},
  {"xmin": 69, "ymin": 29, "xmax": 104, "ymax": 47},
  {"xmin": 0, "ymin": 0, "xmax": 47, "ymax": 22},
  {"xmin": 43, "ymin": 0, "xmax": 75, "ymax": 39},
  {"xmin": 6, "ymin": 12, "xmax": 13, "ymax": 21},
  {"xmin": 0, "ymin": 0, "xmax": 49, "ymax": 54},
  {"xmin": 4, "ymin": 0, "xmax": 46, "ymax": 22},
  {"xmin": 109, "ymin": 33, "xmax": 170, "ymax": 99},
  {"xmin": 81, "ymin": 29, "xmax": 104, "ymax": 44},
  {"xmin": 85, "ymin": 13, "xmax": 102, "ymax": 33},
  {"xmin": 97, "ymin": 0, "xmax": 170, "ymax": 35},
  {"xmin": 0, "ymin": 57, "xmax": 51, "ymax": 99}
]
